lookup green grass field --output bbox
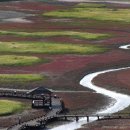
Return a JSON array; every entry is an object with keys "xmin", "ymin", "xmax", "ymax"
[
  {"xmin": 0, "ymin": 30, "xmax": 110, "ymax": 40},
  {"xmin": 43, "ymin": 3, "xmax": 130, "ymax": 23},
  {"xmin": 0, "ymin": 42, "xmax": 107, "ymax": 55},
  {"xmin": 0, "ymin": 74, "xmax": 47, "ymax": 89},
  {"xmin": 0, "ymin": 55, "xmax": 44, "ymax": 66},
  {"xmin": 0, "ymin": 100, "xmax": 26, "ymax": 116},
  {"xmin": 0, "ymin": 74, "xmax": 45, "ymax": 82}
]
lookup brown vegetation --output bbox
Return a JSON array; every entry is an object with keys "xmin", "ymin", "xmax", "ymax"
[{"xmin": 0, "ymin": 1, "xmax": 130, "ymax": 129}]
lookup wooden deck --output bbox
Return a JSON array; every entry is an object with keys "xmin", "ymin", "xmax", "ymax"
[
  {"xmin": 0, "ymin": 89, "xmax": 130, "ymax": 130},
  {"xmin": 55, "ymin": 113, "xmax": 130, "ymax": 122},
  {"xmin": 6, "ymin": 98, "xmax": 61, "ymax": 130},
  {"xmin": 0, "ymin": 89, "xmax": 62, "ymax": 130}
]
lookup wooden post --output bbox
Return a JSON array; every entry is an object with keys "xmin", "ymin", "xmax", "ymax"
[
  {"xmin": 119, "ymin": 116, "xmax": 121, "ymax": 119},
  {"xmin": 42, "ymin": 96, "xmax": 45, "ymax": 107},
  {"xmin": 97, "ymin": 115, "xmax": 100, "ymax": 120},
  {"xmin": 64, "ymin": 116, "xmax": 67, "ymax": 121},
  {"xmin": 42, "ymin": 122, "xmax": 46, "ymax": 128},
  {"xmin": 18, "ymin": 116, "xmax": 21, "ymax": 124},
  {"xmin": 49, "ymin": 94, "xmax": 52, "ymax": 108},
  {"xmin": 86, "ymin": 116, "xmax": 89, "ymax": 122},
  {"xmin": 76, "ymin": 116, "xmax": 79, "ymax": 122},
  {"xmin": 40, "ymin": 120, "xmax": 42, "ymax": 125}
]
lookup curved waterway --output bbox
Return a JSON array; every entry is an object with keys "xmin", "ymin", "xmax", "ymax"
[
  {"xmin": 119, "ymin": 44, "xmax": 130, "ymax": 49},
  {"xmin": 51, "ymin": 44, "xmax": 130, "ymax": 130}
]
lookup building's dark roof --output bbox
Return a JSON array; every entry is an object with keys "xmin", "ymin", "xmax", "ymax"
[{"xmin": 28, "ymin": 87, "xmax": 52, "ymax": 95}]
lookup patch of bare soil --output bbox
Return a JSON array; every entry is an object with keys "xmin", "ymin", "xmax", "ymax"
[
  {"xmin": 93, "ymin": 68, "xmax": 130, "ymax": 95},
  {"xmin": 77, "ymin": 119, "xmax": 130, "ymax": 130},
  {"xmin": 56, "ymin": 92, "xmax": 112, "ymax": 114},
  {"xmin": 0, "ymin": 1, "xmax": 68, "ymax": 12}
]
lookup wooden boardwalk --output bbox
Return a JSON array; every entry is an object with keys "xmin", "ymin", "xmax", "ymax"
[
  {"xmin": 0, "ymin": 89, "xmax": 130, "ymax": 130},
  {"xmin": 1, "ymin": 98, "xmax": 61, "ymax": 130},
  {"xmin": 1, "ymin": 112, "xmax": 130, "ymax": 130},
  {"xmin": 0, "ymin": 89, "xmax": 62, "ymax": 130},
  {"xmin": 55, "ymin": 113, "xmax": 130, "ymax": 122}
]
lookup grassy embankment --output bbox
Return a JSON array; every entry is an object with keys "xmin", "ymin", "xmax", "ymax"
[
  {"xmin": 0, "ymin": 3, "xmax": 111, "ymax": 89},
  {"xmin": 0, "ymin": 100, "xmax": 26, "ymax": 116},
  {"xmin": 0, "ymin": 55, "xmax": 44, "ymax": 66},
  {"xmin": 0, "ymin": 74, "xmax": 46, "ymax": 89},
  {"xmin": 0, "ymin": 30, "xmax": 110, "ymax": 66},
  {"xmin": 0, "ymin": 74, "xmax": 44, "ymax": 82},
  {"xmin": 43, "ymin": 3, "xmax": 130, "ymax": 23},
  {"xmin": 0, "ymin": 30, "xmax": 110, "ymax": 40},
  {"xmin": 0, "ymin": 30, "xmax": 109, "ymax": 88},
  {"xmin": 0, "ymin": 41, "xmax": 107, "ymax": 55}
]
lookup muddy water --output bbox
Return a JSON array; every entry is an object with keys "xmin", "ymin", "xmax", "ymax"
[
  {"xmin": 0, "ymin": 10, "xmax": 32, "ymax": 23},
  {"xmin": 119, "ymin": 44, "xmax": 130, "ymax": 49}
]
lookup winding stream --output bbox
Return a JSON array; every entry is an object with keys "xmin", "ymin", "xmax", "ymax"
[
  {"xmin": 51, "ymin": 44, "xmax": 130, "ymax": 130},
  {"xmin": 119, "ymin": 44, "xmax": 130, "ymax": 50}
]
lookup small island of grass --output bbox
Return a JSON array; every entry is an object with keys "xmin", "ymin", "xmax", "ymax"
[
  {"xmin": 0, "ymin": 100, "xmax": 26, "ymax": 116},
  {"xmin": 0, "ymin": 30, "xmax": 110, "ymax": 40},
  {"xmin": 0, "ymin": 74, "xmax": 45, "ymax": 82},
  {"xmin": 0, "ymin": 55, "xmax": 44, "ymax": 66},
  {"xmin": 0, "ymin": 42, "xmax": 107, "ymax": 55},
  {"xmin": 43, "ymin": 3, "xmax": 130, "ymax": 23}
]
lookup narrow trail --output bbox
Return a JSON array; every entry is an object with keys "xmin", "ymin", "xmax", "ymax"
[{"xmin": 51, "ymin": 44, "xmax": 130, "ymax": 130}]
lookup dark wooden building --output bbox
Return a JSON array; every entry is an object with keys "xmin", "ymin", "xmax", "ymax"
[{"xmin": 28, "ymin": 87, "xmax": 52, "ymax": 109}]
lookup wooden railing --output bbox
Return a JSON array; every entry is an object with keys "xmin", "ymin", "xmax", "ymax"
[{"xmin": 55, "ymin": 113, "xmax": 130, "ymax": 122}]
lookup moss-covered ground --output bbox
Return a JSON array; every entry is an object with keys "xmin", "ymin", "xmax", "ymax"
[
  {"xmin": 0, "ymin": 55, "xmax": 44, "ymax": 66},
  {"xmin": 43, "ymin": 3, "xmax": 130, "ymax": 23},
  {"xmin": 0, "ymin": 41, "xmax": 107, "ymax": 55},
  {"xmin": 0, "ymin": 30, "xmax": 110, "ymax": 40},
  {"xmin": 0, "ymin": 100, "xmax": 26, "ymax": 116}
]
